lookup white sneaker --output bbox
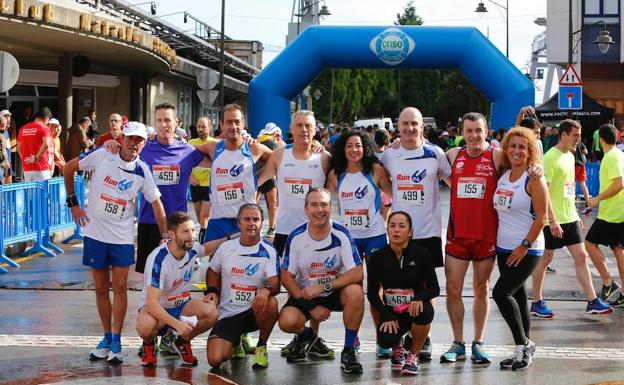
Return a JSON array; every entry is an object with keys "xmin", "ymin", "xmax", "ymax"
[
  {"xmin": 107, "ymin": 341, "xmax": 124, "ymax": 364},
  {"xmin": 89, "ymin": 339, "xmax": 110, "ymax": 360}
]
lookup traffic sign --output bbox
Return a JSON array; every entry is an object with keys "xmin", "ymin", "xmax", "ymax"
[
  {"xmin": 559, "ymin": 64, "xmax": 582, "ymax": 86},
  {"xmin": 559, "ymin": 85, "xmax": 583, "ymax": 110}
]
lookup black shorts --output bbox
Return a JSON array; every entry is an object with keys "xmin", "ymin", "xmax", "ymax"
[
  {"xmin": 136, "ymin": 223, "xmax": 161, "ymax": 273},
  {"xmin": 273, "ymin": 233, "xmax": 288, "ymax": 257},
  {"xmin": 208, "ymin": 308, "xmax": 258, "ymax": 346},
  {"xmin": 543, "ymin": 221, "xmax": 583, "ymax": 250},
  {"xmin": 412, "ymin": 236, "xmax": 444, "ymax": 268},
  {"xmin": 283, "ymin": 291, "xmax": 343, "ymax": 320},
  {"xmin": 189, "ymin": 186, "xmax": 210, "ymax": 203},
  {"xmin": 258, "ymin": 178, "xmax": 275, "ymax": 194},
  {"xmin": 585, "ymin": 218, "xmax": 624, "ymax": 249}
]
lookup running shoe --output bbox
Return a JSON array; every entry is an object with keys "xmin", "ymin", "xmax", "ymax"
[
  {"xmin": 252, "ymin": 345, "xmax": 269, "ymax": 368},
  {"xmin": 546, "ymin": 266, "xmax": 557, "ymax": 274},
  {"xmin": 266, "ymin": 228, "xmax": 275, "ymax": 237},
  {"xmin": 89, "ymin": 338, "xmax": 110, "ymax": 360},
  {"xmin": 173, "ymin": 337, "xmax": 198, "ymax": 366},
  {"xmin": 280, "ymin": 336, "xmax": 297, "ymax": 356},
  {"xmin": 600, "ymin": 281, "xmax": 621, "ymax": 302},
  {"xmin": 159, "ymin": 329, "xmax": 178, "ymax": 355},
  {"xmin": 581, "ymin": 206, "xmax": 592, "ymax": 215},
  {"xmin": 419, "ymin": 336, "xmax": 432, "ymax": 361},
  {"xmin": 531, "ymin": 300, "xmax": 554, "ymax": 318},
  {"xmin": 499, "ymin": 356, "xmax": 514, "ymax": 369},
  {"xmin": 231, "ymin": 340, "xmax": 246, "ymax": 359},
  {"xmin": 141, "ymin": 340, "xmax": 157, "ymax": 367},
  {"xmin": 512, "ymin": 339, "xmax": 536, "ymax": 371},
  {"xmin": 391, "ymin": 346, "xmax": 406, "ymax": 368},
  {"xmin": 308, "ymin": 336, "xmax": 335, "ymax": 359},
  {"xmin": 585, "ymin": 297, "xmax": 613, "ymax": 314},
  {"xmin": 610, "ymin": 293, "xmax": 624, "ymax": 308},
  {"xmin": 287, "ymin": 333, "xmax": 315, "ymax": 363},
  {"xmin": 107, "ymin": 340, "xmax": 123, "ymax": 364},
  {"xmin": 440, "ymin": 340, "xmax": 466, "ymax": 363},
  {"xmin": 376, "ymin": 345, "xmax": 392, "ymax": 358},
  {"xmin": 471, "ymin": 341, "xmax": 491, "ymax": 364},
  {"xmin": 401, "ymin": 352, "xmax": 419, "ymax": 375},
  {"xmin": 240, "ymin": 333, "xmax": 256, "ymax": 354},
  {"xmin": 340, "ymin": 347, "xmax": 363, "ymax": 373}
]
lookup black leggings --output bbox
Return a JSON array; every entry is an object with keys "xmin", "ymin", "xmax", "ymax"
[
  {"xmin": 492, "ymin": 251, "xmax": 540, "ymax": 345},
  {"xmin": 377, "ymin": 302, "xmax": 434, "ymax": 349}
]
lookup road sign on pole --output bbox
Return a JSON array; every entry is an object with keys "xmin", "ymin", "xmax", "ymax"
[
  {"xmin": 559, "ymin": 85, "xmax": 582, "ymax": 110},
  {"xmin": 559, "ymin": 64, "xmax": 582, "ymax": 86}
]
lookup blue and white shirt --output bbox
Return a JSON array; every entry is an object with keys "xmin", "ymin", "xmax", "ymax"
[{"xmin": 337, "ymin": 171, "xmax": 386, "ymax": 239}]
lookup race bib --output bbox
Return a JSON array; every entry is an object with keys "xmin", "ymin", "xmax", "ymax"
[
  {"xmin": 384, "ymin": 288, "xmax": 414, "ymax": 307},
  {"xmin": 397, "ymin": 184, "xmax": 425, "ymax": 205},
  {"xmin": 96, "ymin": 193, "xmax": 127, "ymax": 220},
  {"xmin": 166, "ymin": 291, "xmax": 190, "ymax": 309},
  {"xmin": 230, "ymin": 283, "xmax": 257, "ymax": 306},
  {"xmin": 564, "ymin": 183, "xmax": 575, "ymax": 198},
  {"xmin": 216, "ymin": 182, "xmax": 244, "ymax": 205},
  {"xmin": 493, "ymin": 189, "xmax": 513, "ymax": 212},
  {"xmin": 344, "ymin": 209, "xmax": 369, "ymax": 230},
  {"xmin": 308, "ymin": 271, "xmax": 338, "ymax": 287},
  {"xmin": 153, "ymin": 165, "xmax": 180, "ymax": 185},
  {"xmin": 284, "ymin": 177, "xmax": 311, "ymax": 199},
  {"xmin": 457, "ymin": 177, "xmax": 486, "ymax": 199}
]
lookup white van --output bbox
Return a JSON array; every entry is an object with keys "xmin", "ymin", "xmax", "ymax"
[
  {"xmin": 422, "ymin": 117, "xmax": 437, "ymax": 130},
  {"xmin": 353, "ymin": 117, "xmax": 394, "ymax": 132}
]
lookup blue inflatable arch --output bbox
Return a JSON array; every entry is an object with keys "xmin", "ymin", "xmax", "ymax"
[{"xmin": 248, "ymin": 25, "xmax": 534, "ymax": 136}]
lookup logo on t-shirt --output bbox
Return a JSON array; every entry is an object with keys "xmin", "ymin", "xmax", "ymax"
[
  {"xmin": 230, "ymin": 164, "xmax": 244, "ymax": 177},
  {"xmin": 324, "ymin": 255, "xmax": 337, "ymax": 268},
  {"xmin": 245, "ymin": 263, "xmax": 260, "ymax": 276},
  {"xmin": 411, "ymin": 169, "xmax": 427, "ymax": 183},
  {"xmin": 118, "ymin": 179, "xmax": 133, "ymax": 191},
  {"xmin": 354, "ymin": 185, "xmax": 369, "ymax": 199}
]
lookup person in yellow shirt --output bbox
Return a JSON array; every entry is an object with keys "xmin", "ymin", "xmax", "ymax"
[
  {"xmin": 188, "ymin": 117, "xmax": 217, "ymax": 242},
  {"xmin": 585, "ymin": 124, "xmax": 624, "ymax": 307}
]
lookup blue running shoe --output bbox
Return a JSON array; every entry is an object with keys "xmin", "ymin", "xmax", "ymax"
[
  {"xmin": 585, "ymin": 297, "xmax": 613, "ymax": 314},
  {"xmin": 530, "ymin": 300, "xmax": 554, "ymax": 318},
  {"xmin": 89, "ymin": 338, "xmax": 110, "ymax": 360},
  {"xmin": 471, "ymin": 341, "xmax": 491, "ymax": 364},
  {"xmin": 376, "ymin": 345, "xmax": 392, "ymax": 358},
  {"xmin": 440, "ymin": 340, "xmax": 466, "ymax": 363},
  {"xmin": 107, "ymin": 340, "xmax": 124, "ymax": 364}
]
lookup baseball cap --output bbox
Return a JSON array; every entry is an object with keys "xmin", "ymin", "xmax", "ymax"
[
  {"xmin": 122, "ymin": 121, "xmax": 148, "ymax": 139},
  {"xmin": 0, "ymin": 110, "xmax": 11, "ymax": 116},
  {"xmin": 175, "ymin": 128, "xmax": 188, "ymax": 138},
  {"xmin": 441, "ymin": 131, "xmax": 449, "ymax": 136},
  {"xmin": 258, "ymin": 122, "xmax": 282, "ymax": 137},
  {"xmin": 48, "ymin": 118, "xmax": 60, "ymax": 126}
]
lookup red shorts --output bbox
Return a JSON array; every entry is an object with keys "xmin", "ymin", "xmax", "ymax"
[
  {"xmin": 445, "ymin": 237, "xmax": 495, "ymax": 261},
  {"xmin": 575, "ymin": 165, "xmax": 587, "ymax": 182}
]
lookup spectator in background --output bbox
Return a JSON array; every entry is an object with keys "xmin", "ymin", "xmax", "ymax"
[
  {"xmin": 374, "ymin": 128, "xmax": 391, "ymax": 159},
  {"xmin": 66, "ymin": 117, "xmax": 92, "ymax": 160},
  {"xmin": 592, "ymin": 127, "xmax": 603, "ymax": 161},
  {"xmin": 544, "ymin": 126, "xmax": 559, "ymax": 153},
  {"xmin": 575, "ymin": 139, "xmax": 591, "ymax": 212},
  {"xmin": 0, "ymin": 115, "xmax": 11, "ymax": 183},
  {"xmin": 188, "ymin": 117, "xmax": 216, "ymax": 243},
  {"xmin": 87, "ymin": 109, "xmax": 99, "ymax": 150},
  {"xmin": 17, "ymin": 107, "xmax": 53, "ymax": 182},
  {"xmin": 47, "ymin": 118, "xmax": 66, "ymax": 177},
  {"xmin": 0, "ymin": 109, "xmax": 12, "ymax": 171},
  {"xmin": 438, "ymin": 131, "xmax": 452, "ymax": 152},
  {"xmin": 96, "ymin": 113, "xmax": 123, "ymax": 147}
]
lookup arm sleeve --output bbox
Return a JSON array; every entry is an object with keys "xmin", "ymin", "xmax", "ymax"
[
  {"xmin": 208, "ymin": 246, "xmax": 223, "ymax": 273},
  {"xmin": 78, "ymin": 148, "xmax": 104, "ymax": 171},
  {"xmin": 411, "ymin": 245, "xmax": 440, "ymax": 301},
  {"xmin": 543, "ymin": 154, "xmax": 553, "ymax": 184},
  {"xmin": 281, "ymin": 233, "xmax": 298, "ymax": 274},
  {"xmin": 190, "ymin": 148, "xmax": 205, "ymax": 167},
  {"xmin": 140, "ymin": 163, "xmax": 162, "ymax": 203},
  {"xmin": 192, "ymin": 242, "xmax": 206, "ymax": 259},
  {"xmin": 366, "ymin": 251, "xmax": 395, "ymax": 322}
]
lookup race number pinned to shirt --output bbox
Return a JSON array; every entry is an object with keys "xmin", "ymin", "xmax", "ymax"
[
  {"xmin": 309, "ymin": 271, "xmax": 338, "ymax": 287},
  {"xmin": 96, "ymin": 193, "xmax": 127, "ymax": 220},
  {"xmin": 216, "ymin": 182, "xmax": 244, "ymax": 205},
  {"xmin": 494, "ymin": 189, "xmax": 514, "ymax": 212},
  {"xmin": 344, "ymin": 209, "xmax": 369, "ymax": 230},
  {"xmin": 284, "ymin": 177, "xmax": 312, "ymax": 199},
  {"xmin": 230, "ymin": 283, "xmax": 257, "ymax": 306},
  {"xmin": 384, "ymin": 288, "xmax": 414, "ymax": 307},
  {"xmin": 564, "ymin": 183, "xmax": 575, "ymax": 199},
  {"xmin": 397, "ymin": 184, "xmax": 425, "ymax": 205},
  {"xmin": 166, "ymin": 291, "xmax": 190, "ymax": 308},
  {"xmin": 457, "ymin": 177, "xmax": 486, "ymax": 199},
  {"xmin": 153, "ymin": 164, "xmax": 181, "ymax": 185}
]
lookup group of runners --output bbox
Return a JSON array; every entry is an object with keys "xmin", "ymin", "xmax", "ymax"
[{"xmin": 63, "ymin": 102, "xmax": 623, "ymax": 376}]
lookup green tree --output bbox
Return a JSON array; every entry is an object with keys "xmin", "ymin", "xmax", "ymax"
[{"xmin": 435, "ymin": 70, "xmax": 491, "ymax": 128}]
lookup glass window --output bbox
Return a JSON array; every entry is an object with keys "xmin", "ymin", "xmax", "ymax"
[
  {"xmin": 585, "ymin": 0, "xmax": 600, "ymax": 14},
  {"xmin": 36, "ymin": 86, "xmax": 57, "ymax": 97},
  {"xmin": 603, "ymin": 0, "xmax": 619, "ymax": 14},
  {"xmin": 8, "ymin": 85, "xmax": 36, "ymax": 96}
]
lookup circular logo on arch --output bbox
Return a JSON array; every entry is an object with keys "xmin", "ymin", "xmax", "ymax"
[{"xmin": 369, "ymin": 28, "xmax": 415, "ymax": 66}]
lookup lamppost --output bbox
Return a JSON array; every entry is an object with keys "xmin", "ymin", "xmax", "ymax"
[
  {"xmin": 474, "ymin": 0, "xmax": 509, "ymax": 58},
  {"xmin": 567, "ymin": 0, "xmax": 614, "ymax": 65}
]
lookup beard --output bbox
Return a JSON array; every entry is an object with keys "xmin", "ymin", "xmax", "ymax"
[{"xmin": 176, "ymin": 239, "xmax": 194, "ymax": 251}]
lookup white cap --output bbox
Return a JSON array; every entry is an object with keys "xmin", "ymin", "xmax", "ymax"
[
  {"xmin": 122, "ymin": 121, "xmax": 148, "ymax": 139},
  {"xmin": 48, "ymin": 118, "xmax": 60, "ymax": 126},
  {"xmin": 441, "ymin": 131, "xmax": 449, "ymax": 136},
  {"xmin": 0, "ymin": 110, "xmax": 10, "ymax": 116},
  {"xmin": 258, "ymin": 122, "xmax": 282, "ymax": 137},
  {"xmin": 175, "ymin": 127, "xmax": 188, "ymax": 138},
  {"xmin": 146, "ymin": 126, "xmax": 155, "ymax": 136}
]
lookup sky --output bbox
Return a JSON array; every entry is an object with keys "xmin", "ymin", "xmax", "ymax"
[{"xmin": 145, "ymin": 0, "xmax": 547, "ymax": 71}]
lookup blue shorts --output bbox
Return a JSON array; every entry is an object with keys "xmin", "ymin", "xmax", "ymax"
[
  {"xmin": 82, "ymin": 237, "xmax": 135, "ymax": 269},
  {"xmin": 354, "ymin": 233, "xmax": 387, "ymax": 259},
  {"xmin": 205, "ymin": 217, "xmax": 240, "ymax": 242},
  {"xmin": 157, "ymin": 300, "xmax": 191, "ymax": 335}
]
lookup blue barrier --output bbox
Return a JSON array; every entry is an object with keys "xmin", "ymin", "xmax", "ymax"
[
  {"xmin": 0, "ymin": 177, "xmax": 85, "ymax": 274},
  {"xmin": 576, "ymin": 162, "xmax": 600, "ymax": 197}
]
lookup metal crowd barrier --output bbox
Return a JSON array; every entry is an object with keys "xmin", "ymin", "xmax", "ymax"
[{"xmin": 0, "ymin": 177, "xmax": 85, "ymax": 274}]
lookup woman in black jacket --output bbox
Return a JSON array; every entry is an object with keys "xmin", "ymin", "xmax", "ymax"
[{"xmin": 367, "ymin": 211, "xmax": 440, "ymax": 376}]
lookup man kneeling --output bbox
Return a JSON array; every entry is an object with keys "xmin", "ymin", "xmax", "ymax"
[
  {"xmin": 206, "ymin": 203, "xmax": 280, "ymax": 369},
  {"xmin": 136, "ymin": 212, "xmax": 223, "ymax": 366},
  {"xmin": 278, "ymin": 188, "xmax": 364, "ymax": 373}
]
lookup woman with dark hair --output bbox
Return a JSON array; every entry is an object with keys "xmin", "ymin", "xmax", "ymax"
[{"xmin": 367, "ymin": 211, "xmax": 439, "ymax": 376}]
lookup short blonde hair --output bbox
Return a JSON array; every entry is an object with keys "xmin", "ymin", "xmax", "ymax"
[{"xmin": 500, "ymin": 126, "xmax": 541, "ymax": 168}]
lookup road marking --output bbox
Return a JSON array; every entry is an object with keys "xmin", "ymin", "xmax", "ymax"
[{"xmin": 1, "ymin": 335, "xmax": 623, "ymax": 360}]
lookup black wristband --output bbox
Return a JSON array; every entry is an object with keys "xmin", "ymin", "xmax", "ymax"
[
  {"xmin": 66, "ymin": 193, "xmax": 79, "ymax": 208},
  {"xmin": 203, "ymin": 286, "xmax": 219, "ymax": 296}
]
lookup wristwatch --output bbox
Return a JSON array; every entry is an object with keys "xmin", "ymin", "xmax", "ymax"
[
  {"xmin": 66, "ymin": 193, "xmax": 79, "ymax": 208},
  {"xmin": 521, "ymin": 238, "xmax": 532, "ymax": 248},
  {"xmin": 323, "ymin": 281, "xmax": 333, "ymax": 293}
]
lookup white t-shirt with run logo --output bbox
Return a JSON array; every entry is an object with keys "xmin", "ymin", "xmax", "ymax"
[
  {"xmin": 138, "ymin": 242, "xmax": 205, "ymax": 310},
  {"xmin": 79, "ymin": 148, "xmax": 161, "ymax": 244},
  {"xmin": 209, "ymin": 239, "xmax": 279, "ymax": 319}
]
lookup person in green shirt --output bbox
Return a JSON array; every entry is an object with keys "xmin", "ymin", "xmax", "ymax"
[
  {"xmin": 585, "ymin": 124, "xmax": 624, "ymax": 307},
  {"xmin": 531, "ymin": 119, "xmax": 613, "ymax": 318},
  {"xmin": 592, "ymin": 127, "xmax": 603, "ymax": 161}
]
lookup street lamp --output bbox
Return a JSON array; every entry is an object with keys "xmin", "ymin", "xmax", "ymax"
[
  {"xmin": 474, "ymin": 0, "xmax": 509, "ymax": 58},
  {"xmin": 567, "ymin": 0, "xmax": 615, "ymax": 65}
]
